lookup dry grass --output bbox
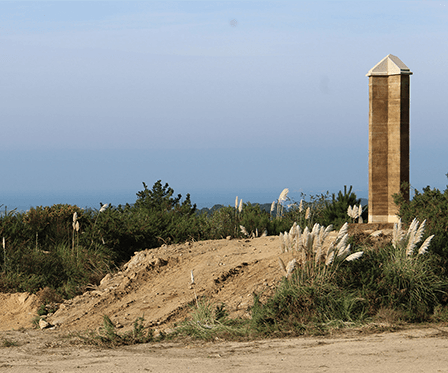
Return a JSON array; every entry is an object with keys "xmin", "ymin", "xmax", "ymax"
[
  {"xmin": 392, "ymin": 218, "xmax": 434, "ymax": 257},
  {"xmin": 347, "ymin": 205, "xmax": 363, "ymax": 223},
  {"xmin": 278, "ymin": 222, "xmax": 364, "ymax": 282}
]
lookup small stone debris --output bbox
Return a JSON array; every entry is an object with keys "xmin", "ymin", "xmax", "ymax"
[
  {"xmin": 100, "ymin": 273, "xmax": 112, "ymax": 286},
  {"xmin": 39, "ymin": 318, "xmax": 51, "ymax": 329}
]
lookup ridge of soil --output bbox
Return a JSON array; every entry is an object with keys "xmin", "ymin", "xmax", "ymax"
[{"xmin": 0, "ymin": 223, "xmax": 394, "ymax": 333}]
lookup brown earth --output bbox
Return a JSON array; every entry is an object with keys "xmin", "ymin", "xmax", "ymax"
[
  {"xmin": 0, "ymin": 223, "xmax": 394, "ymax": 334},
  {"xmin": 2, "ymin": 325, "xmax": 448, "ymax": 372},
  {"xmin": 7, "ymin": 223, "xmax": 446, "ymax": 373}
]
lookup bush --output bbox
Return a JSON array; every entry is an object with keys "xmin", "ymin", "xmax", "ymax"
[
  {"xmin": 321, "ymin": 186, "xmax": 362, "ymax": 228},
  {"xmin": 172, "ymin": 299, "xmax": 249, "ymax": 340},
  {"xmin": 282, "ymin": 191, "xmax": 330, "ymax": 229},
  {"xmin": 251, "ymin": 279, "xmax": 367, "ymax": 335},
  {"xmin": 81, "ymin": 181, "xmax": 209, "ymax": 263},
  {"xmin": 253, "ymin": 218, "xmax": 447, "ymax": 336},
  {"xmin": 252, "ymin": 222, "xmax": 367, "ymax": 335},
  {"xmin": 21, "ymin": 204, "xmax": 86, "ymax": 248},
  {"xmin": 79, "ymin": 315, "xmax": 154, "ymax": 347},
  {"xmin": 0, "ymin": 241, "xmax": 113, "ymax": 298},
  {"xmin": 394, "ymin": 181, "xmax": 448, "ymax": 258}
]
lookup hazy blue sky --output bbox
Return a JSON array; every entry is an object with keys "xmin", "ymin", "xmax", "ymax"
[{"xmin": 1, "ymin": 1, "xmax": 447, "ymax": 209}]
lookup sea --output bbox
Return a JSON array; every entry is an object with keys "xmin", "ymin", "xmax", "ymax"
[{"xmin": 0, "ymin": 189, "xmax": 354, "ymax": 213}]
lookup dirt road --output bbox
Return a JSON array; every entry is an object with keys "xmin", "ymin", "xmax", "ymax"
[{"xmin": 1, "ymin": 325, "xmax": 448, "ymax": 372}]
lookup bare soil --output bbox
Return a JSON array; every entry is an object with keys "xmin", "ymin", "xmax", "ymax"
[{"xmin": 4, "ymin": 223, "xmax": 444, "ymax": 372}]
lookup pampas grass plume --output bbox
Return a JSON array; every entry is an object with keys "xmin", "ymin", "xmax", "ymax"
[
  {"xmin": 392, "ymin": 219, "xmax": 403, "ymax": 248},
  {"xmin": 235, "ymin": 196, "xmax": 238, "ymax": 210},
  {"xmin": 325, "ymin": 251, "xmax": 335, "ymax": 265},
  {"xmin": 418, "ymin": 235, "xmax": 434, "ymax": 255},
  {"xmin": 345, "ymin": 251, "xmax": 364, "ymax": 262},
  {"xmin": 278, "ymin": 188, "xmax": 289, "ymax": 203},
  {"xmin": 238, "ymin": 199, "xmax": 243, "ymax": 213},
  {"xmin": 285, "ymin": 258, "xmax": 296, "ymax": 278},
  {"xmin": 347, "ymin": 205, "xmax": 353, "ymax": 218},
  {"xmin": 305, "ymin": 207, "xmax": 310, "ymax": 220},
  {"xmin": 279, "ymin": 232, "xmax": 285, "ymax": 252}
]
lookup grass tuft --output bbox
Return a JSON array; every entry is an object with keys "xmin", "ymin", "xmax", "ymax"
[
  {"xmin": 1, "ymin": 338, "xmax": 18, "ymax": 347},
  {"xmin": 77, "ymin": 315, "xmax": 154, "ymax": 348},
  {"xmin": 172, "ymin": 299, "xmax": 251, "ymax": 341}
]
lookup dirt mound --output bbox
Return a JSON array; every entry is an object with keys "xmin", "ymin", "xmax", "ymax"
[
  {"xmin": 0, "ymin": 224, "xmax": 394, "ymax": 333},
  {"xmin": 0, "ymin": 293, "xmax": 40, "ymax": 331},
  {"xmin": 48, "ymin": 236, "xmax": 285, "ymax": 333}
]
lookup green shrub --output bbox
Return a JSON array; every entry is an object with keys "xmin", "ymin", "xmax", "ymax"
[
  {"xmin": 337, "ymin": 219, "xmax": 446, "ymax": 321},
  {"xmin": 0, "ymin": 241, "xmax": 112, "ymax": 298},
  {"xmin": 283, "ymin": 191, "xmax": 330, "ymax": 229},
  {"xmin": 21, "ymin": 204, "xmax": 86, "ymax": 248},
  {"xmin": 79, "ymin": 315, "xmax": 154, "ymax": 347},
  {"xmin": 83, "ymin": 181, "xmax": 206, "ymax": 263},
  {"xmin": 321, "ymin": 186, "xmax": 362, "ymax": 228},
  {"xmin": 206, "ymin": 205, "xmax": 239, "ymax": 239},
  {"xmin": 252, "ymin": 222, "xmax": 367, "ymax": 335},
  {"xmin": 394, "ymin": 181, "xmax": 448, "ymax": 258},
  {"xmin": 251, "ymin": 280, "xmax": 367, "ymax": 335},
  {"xmin": 172, "ymin": 299, "xmax": 249, "ymax": 340},
  {"xmin": 253, "ymin": 217, "xmax": 446, "ymax": 336}
]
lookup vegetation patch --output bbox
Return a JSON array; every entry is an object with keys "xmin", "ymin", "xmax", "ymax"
[
  {"xmin": 2, "ymin": 179, "xmax": 448, "ymax": 342},
  {"xmin": 77, "ymin": 315, "xmax": 155, "ymax": 348}
]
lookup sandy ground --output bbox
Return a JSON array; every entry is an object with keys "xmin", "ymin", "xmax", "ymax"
[
  {"xmin": 3, "ymin": 223, "xmax": 437, "ymax": 372},
  {"xmin": 1, "ymin": 325, "xmax": 448, "ymax": 372}
]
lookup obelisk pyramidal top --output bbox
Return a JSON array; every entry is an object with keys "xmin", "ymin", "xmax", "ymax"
[{"xmin": 366, "ymin": 55, "xmax": 412, "ymax": 223}]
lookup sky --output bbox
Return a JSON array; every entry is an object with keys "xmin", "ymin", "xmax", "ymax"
[{"xmin": 1, "ymin": 0, "xmax": 448, "ymax": 209}]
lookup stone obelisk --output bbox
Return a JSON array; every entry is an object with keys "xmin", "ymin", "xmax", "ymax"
[{"xmin": 366, "ymin": 54, "xmax": 412, "ymax": 223}]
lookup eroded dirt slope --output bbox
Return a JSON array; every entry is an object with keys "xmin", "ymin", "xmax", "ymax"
[
  {"xmin": 48, "ymin": 236, "xmax": 285, "ymax": 332},
  {"xmin": 0, "ymin": 224, "xmax": 393, "ymax": 333}
]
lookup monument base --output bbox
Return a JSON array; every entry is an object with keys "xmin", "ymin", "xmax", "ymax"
[{"xmin": 368, "ymin": 214, "xmax": 399, "ymax": 224}]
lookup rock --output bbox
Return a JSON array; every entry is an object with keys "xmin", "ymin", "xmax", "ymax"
[
  {"xmin": 123, "ymin": 252, "xmax": 147, "ymax": 271},
  {"xmin": 100, "ymin": 273, "xmax": 112, "ymax": 286},
  {"xmin": 39, "ymin": 318, "xmax": 50, "ymax": 329}
]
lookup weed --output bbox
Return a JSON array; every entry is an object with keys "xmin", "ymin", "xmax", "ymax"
[
  {"xmin": 1, "ymin": 338, "xmax": 18, "ymax": 347},
  {"xmin": 250, "ymin": 276, "xmax": 368, "ymax": 336},
  {"xmin": 32, "ymin": 316, "xmax": 42, "ymax": 329},
  {"xmin": 172, "ymin": 299, "xmax": 251, "ymax": 341},
  {"xmin": 79, "ymin": 315, "xmax": 154, "ymax": 347}
]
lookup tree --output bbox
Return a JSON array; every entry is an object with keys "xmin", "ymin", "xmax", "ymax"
[
  {"xmin": 321, "ymin": 185, "xmax": 361, "ymax": 227},
  {"xmin": 134, "ymin": 180, "xmax": 196, "ymax": 216}
]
